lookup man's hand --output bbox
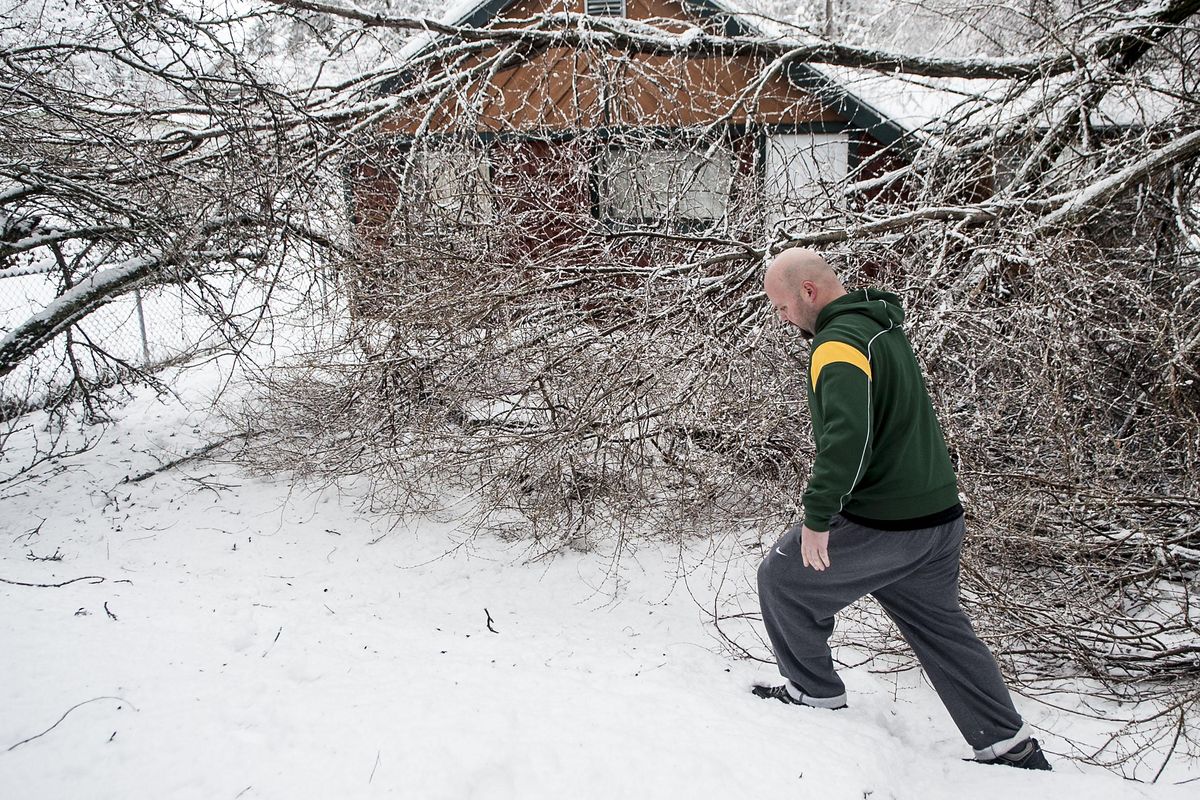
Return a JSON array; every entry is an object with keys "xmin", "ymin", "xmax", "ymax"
[{"xmin": 801, "ymin": 525, "xmax": 831, "ymax": 571}]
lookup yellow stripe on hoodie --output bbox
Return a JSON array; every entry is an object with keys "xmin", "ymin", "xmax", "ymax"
[{"xmin": 810, "ymin": 341, "xmax": 872, "ymax": 390}]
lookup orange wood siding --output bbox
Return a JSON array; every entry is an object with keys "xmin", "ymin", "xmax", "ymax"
[{"xmin": 381, "ymin": 0, "xmax": 841, "ymax": 135}]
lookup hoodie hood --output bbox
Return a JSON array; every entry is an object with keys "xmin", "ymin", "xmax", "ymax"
[{"xmin": 815, "ymin": 288, "xmax": 905, "ymax": 333}]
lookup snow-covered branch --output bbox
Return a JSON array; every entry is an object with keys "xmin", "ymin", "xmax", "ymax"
[
  {"xmin": 0, "ymin": 225, "xmax": 128, "ymax": 261},
  {"xmin": 0, "ymin": 255, "xmax": 161, "ymax": 379},
  {"xmin": 1038, "ymin": 129, "xmax": 1200, "ymax": 231},
  {"xmin": 262, "ymin": 0, "xmax": 1200, "ymax": 80}
]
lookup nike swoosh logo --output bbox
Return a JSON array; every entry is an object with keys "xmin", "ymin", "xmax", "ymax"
[{"xmin": 775, "ymin": 547, "xmax": 789, "ymax": 557}]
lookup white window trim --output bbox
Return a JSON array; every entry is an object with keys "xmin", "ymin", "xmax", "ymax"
[{"xmin": 763, "ymin": 130, "xmax": 850, "ymax": 229}]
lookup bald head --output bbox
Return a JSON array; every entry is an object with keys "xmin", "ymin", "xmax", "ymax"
[
  {"xmin": 765, "ymin": 248, "xmax": 842, "ymax": 297},
  {"xmin": 764, "ymin": 248, "xmax": 846, "ymax": 338}
]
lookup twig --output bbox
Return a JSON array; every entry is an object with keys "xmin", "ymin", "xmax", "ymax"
[
  {"xmin": 14, "ymin": 518, "xmax": 45, "ymax": 542},
  {"xmin": 262, "ymin": 626, "xmax": 283, "ymax": 658},
  {"xmin": 104, "ymin": 601, "xmax": 118, "ymax": 621},
  {"xmin": 0, "ymin": 575, "xmax": 105, "ymax": 588},
  {"xmin": 6, "ymin": 696, "xmax": 133, "ymax": 752},
  {"xmin": 1152, "ymin": 706, "xmax": 1189, "ymax": 783},
  {"xmin": 485, "ymin": 607, "xmax": 498, "ymax": 634},
  {"xmin": 369, "ymin": 750, "xmax": 381, "ymax": 784}
]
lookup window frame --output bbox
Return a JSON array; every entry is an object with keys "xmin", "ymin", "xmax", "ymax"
[
  {"xmin": 593, "ymin": 131, "xmax": 737, "ymax": 231},
  {"xmin": 760, "ymin": 124, "xmax": 853, "ymax": 230},
  {"xmin": 398, "ymin": 140, "xmax": 496, "ymax": 232}
]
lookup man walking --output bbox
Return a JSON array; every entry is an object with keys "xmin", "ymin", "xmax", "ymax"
[{"xmin": 754, "ymin": 248, "xmax": 1050, "ymax": 770}]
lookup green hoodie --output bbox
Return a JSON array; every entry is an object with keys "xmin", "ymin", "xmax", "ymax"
[{"xmin": 802, "ymin": 288, "xmax": 960, "ymax": 531}]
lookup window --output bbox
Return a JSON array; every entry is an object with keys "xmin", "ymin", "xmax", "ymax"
[
  {"xmin": 599, "ymin": 145, "xmax": 733, "ymax": 226},
  {"xmin": 585, "ymin": 0, "xmax": 625, "ymax": 17},
  {"xmin": 401, "ymin": 145, "xmax": 493, "ymax": 230},
  {"xmin": 764, "ymin": 131, "xmax": 849, "ymax": 227}
]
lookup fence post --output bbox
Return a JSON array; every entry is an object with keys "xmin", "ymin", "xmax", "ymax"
[{"xmin": 134, "ymin": 289, "xmax": 151, "ymax": 365}]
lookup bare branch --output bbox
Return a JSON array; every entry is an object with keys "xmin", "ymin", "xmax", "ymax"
[{"xmin": 262, "ymin": 0, "xmax": 1200, "ymax": 80}]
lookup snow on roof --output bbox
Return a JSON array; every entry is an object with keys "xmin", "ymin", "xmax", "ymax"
[
  {"xmin": 699, "ymin": 0, "xmax": 959, "ymax": 140},
  {"xmin": 1074, "ymin": 72, "xmax": 1181, "ymax": 129},
  {"xmin": 809, "ymin": 66, "xmax": 1009, "ymax": 134},
  {"xmin": 392, "ymin": 0, "xmax": 497, "ymax": 65}
]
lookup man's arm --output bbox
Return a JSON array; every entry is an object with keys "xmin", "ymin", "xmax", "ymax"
[{"xmin": 801, "ymin": 352, "xmax": 874, "ymax": 568}]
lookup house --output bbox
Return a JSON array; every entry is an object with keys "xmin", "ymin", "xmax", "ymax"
[{"xmin": 347, "ymin": 0, "xmax": 952, "ymax": 295}]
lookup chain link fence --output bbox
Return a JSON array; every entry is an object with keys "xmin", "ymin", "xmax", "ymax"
[{"xmin": 0, "ymin": 264, "xmax": 201, "ymax": 413}]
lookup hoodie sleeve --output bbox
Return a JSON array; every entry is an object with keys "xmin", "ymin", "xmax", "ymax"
[{"xmin": 802, "ymin": 343, "xmax": 873, "ymax": 531}]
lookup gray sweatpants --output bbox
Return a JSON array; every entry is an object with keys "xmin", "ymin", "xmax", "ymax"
[{"xmin": 757, "ymin": 513, "xmax": 1029, "ymax": 757}]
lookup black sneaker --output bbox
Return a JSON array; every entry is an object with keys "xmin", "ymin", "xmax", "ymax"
[
  {"xmin": 978, "ymin": 738, "xmax": 1052, "ymax": 771},
  {"xmin": 751, "ymin": 683, "xmax": 847, "ymax": 710}
]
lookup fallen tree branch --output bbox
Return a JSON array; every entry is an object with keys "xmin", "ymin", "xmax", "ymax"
[
  {"xmin": 0, "ymin": 255, "xmax": 162, "ymax": 379},
  {"xmin": 123, "ymin": 431, "xmax": 257, "ymax": 484},
  {"xmin": 0, "ymin": 575, "xmax": 106, "ymax": 588},
  {"xmin": 1037, "ymin": 129, "xmax": 1200, "ymax": 232},
  {"xmin": 0, "ymin": 224, "xmax": 127, "ymax": 260},
  {"xmin": 776, "ymin": 205, "xmax": 1001, "ymax": 247},
  {"xmin": 260, "ymin": 0, "xmax": 1200, "ymax": 81},
  {"xmin": 6, "ymin": 696, "xmax": 134, "ymax": 752},
  {"xmin": 0, "ymin": 213, "xmax": 293, "ymax": 379}
]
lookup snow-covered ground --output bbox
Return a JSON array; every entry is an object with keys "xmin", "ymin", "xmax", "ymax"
[{"xmin": 1, "ymin": 362, "xmax": 1196, "ymax": 799}]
